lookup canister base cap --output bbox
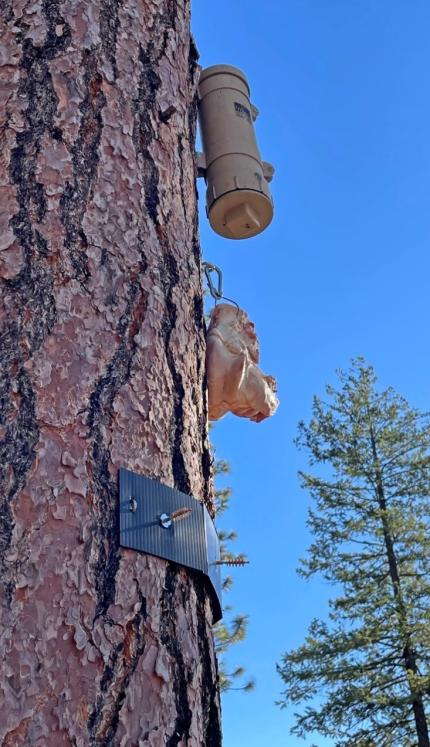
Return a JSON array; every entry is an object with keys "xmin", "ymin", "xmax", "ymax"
[{"xmin": 208, "ymin": 189, "xmax": 273, "ymax": 239}]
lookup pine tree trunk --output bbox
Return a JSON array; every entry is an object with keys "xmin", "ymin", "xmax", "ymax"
[
  {"xmin": 369, "ymin": 430, "xmax": 429, "ymax": 747},
  {"xmin": 378, "ymin": 500, "xmax": 430, "ymax": 747},
  {"xmin": 0, "ymin": 2, "xmax": 221, "ymax": 745}
]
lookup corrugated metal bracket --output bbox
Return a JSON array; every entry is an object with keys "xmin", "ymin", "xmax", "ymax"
[{"xmin": 118, "ymin": 468, "xmax": 222, "ymax": 623}]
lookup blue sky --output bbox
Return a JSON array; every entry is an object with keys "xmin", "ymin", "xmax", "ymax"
[{"xmin": 192, "ymin": 2, "xmax": 430, "ymax": 745}]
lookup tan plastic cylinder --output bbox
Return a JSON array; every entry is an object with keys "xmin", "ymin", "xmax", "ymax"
[{"xmin": 198, "ymin": 64, "xmax": 274, "ymax": 240}]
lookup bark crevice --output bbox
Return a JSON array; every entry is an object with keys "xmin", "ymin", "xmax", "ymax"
[
  {"xmin": 60, "ymin": 49, "xmax": 106, "ymax": 283},
  {"xmin": 87, "ymin": 266, "xmax": 148, "ymax": 619},
  {"xmin": 160, "ymin": 250, "xmax": 192, "ymax": 495},
  {"xmin": 88, "ymin": 583, "xmax": 148, "ymax": 745},
  {"xmin": 132, "ymin": 43, "xmax": 161, "ymax": 225},
  {"xmin": 195, "ymin": 583, "xmax": 222, "ymax": 747},
  {"xmin": 161, "ymin": 564, "xmax": 193, "ymax": 747},
  {"xmin": 99, "ymin": 0, "xmax": 123, "ymax": 80},
  {"xmin": 0, "ymin": 366, "xmax": 39, "ymax": 595}
]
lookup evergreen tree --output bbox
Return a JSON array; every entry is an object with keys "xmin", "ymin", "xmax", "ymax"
[{"xmin": 278, "ymin": 359, "xmax": 430, "ymax": 747}]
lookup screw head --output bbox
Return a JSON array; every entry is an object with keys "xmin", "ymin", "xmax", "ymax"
[
  {"xmin": 159, "ymin": 512, "xmax": 172, "ymax": 529},
  {"xmin": 129, "ymin": 497, "xmax": 137, "ymax": 513}
]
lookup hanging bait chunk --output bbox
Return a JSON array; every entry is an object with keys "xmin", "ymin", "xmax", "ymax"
[{"xmin": 206, "ymin": 304, "xmax": 279, "ymax": 422}]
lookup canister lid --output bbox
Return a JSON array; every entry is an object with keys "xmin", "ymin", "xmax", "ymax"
[
  {"xmin": 208, "ymin": 189, "xmax": 273, "ymax": 239},
  {"xmin": 199, "ymin": 64, "xmax": 250, "ymax": 95}
]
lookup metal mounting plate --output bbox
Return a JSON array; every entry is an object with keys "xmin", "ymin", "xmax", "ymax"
[{"xmin": 119, "ymin": 468, "xmax": 222, "ymax": 623}]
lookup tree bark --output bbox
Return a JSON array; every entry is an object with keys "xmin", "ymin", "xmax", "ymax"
[{"xmin": 0, "ymin": 2, "xmax": 221, "ymax": 745}]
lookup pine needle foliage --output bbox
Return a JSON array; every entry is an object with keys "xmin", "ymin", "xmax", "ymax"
[
  {"xmin": 278, "ymin": 359, "xmax": 430, "ymax": 746},
  {"xmin": 211, "ymin": 451, "xmax": 255, "ymax": 693}
]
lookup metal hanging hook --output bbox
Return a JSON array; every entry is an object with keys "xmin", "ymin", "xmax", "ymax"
[
  {"xmin": 203, "ymin": 262, "xmax": 223, "ymax": 301},
  {"xmin": 202, "ymin": 261, "xmax": 240, "ymax": 312}
]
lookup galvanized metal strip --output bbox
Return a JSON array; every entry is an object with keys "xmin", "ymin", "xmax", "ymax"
[{"xmin": 118, "ymin": 468, "xmax": 222, "ymax": 622}]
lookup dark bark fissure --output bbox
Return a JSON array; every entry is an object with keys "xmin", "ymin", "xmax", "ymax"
[
  {"xmin": 0, "ymin": 1, "xmax": 71, "ymax": 595},
  {"xmin": 133, "ymin": 43, "xmax": 161, "ymax": 225},
  {"xmin": 99, "ymin": 0, "xmax": 123, "ymax": 80},
  {"xmin": 132, "ymin": 2, "xmax": 179, "ymax": 226},
  {"xmin": 60, "ymin": 49, "xmax": 106, "ymax": 283},
  {"xmin": 369, "ymin": 427, "xmax": 430, "ymax": 747},
  {"xmin": 0, "ymin": 365, "xmax": 38, "ymax": 592},
  {"xmin": 195, "ymin": 583, "xmax": 222, "ymax": 747},
  {"xmin": 1, "ymin": 1, "xmax": 14, "ymax": 24},
  {"xmin": 161, "ymin": 564, "xmax": 193, "ymax": 746},
  {"xmin": 88, "ymin": 583, "xmax": 147, "ymax": 745},
  {"xmin": 86, "ymin": 264, "xmax": 148, "ymax": 620},
  {"xmin": 160, "ymin": 249, "xmax": 192, "ymax": 496}
]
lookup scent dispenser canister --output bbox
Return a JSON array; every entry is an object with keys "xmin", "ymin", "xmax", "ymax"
[{"xmin": 197, "ymin": 64, "xmax": 275, "ymax": 240}]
